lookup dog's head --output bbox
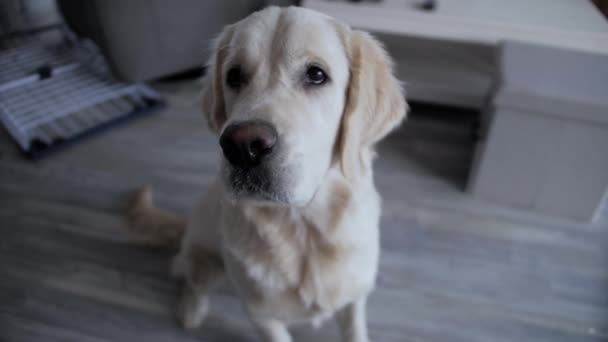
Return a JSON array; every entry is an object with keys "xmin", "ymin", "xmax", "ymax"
[{"xmin": 202, "ymin": 6, "xmax": 407, "ymax": 206}]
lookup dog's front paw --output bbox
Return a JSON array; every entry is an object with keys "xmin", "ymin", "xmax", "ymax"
[{"xmin": 176, "ymin": 288, "xmax": 209, "ymax": 330}]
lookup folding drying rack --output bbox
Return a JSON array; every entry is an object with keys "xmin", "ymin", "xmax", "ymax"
[{"xmin": 0, "ymin": 26, "xmax": 164, "ymax": 157}]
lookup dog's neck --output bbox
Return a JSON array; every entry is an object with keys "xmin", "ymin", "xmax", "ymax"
[
  {"xmin": 221, "ymin": 165, "xmax": 375, "ymax": 311},
  {"xmin": 237, "ymin": 164, "xmax": 373, "ymax": 252},
  {"xmin": 240, "ymin": 165, "xmax": 372, "ymax": 235}
]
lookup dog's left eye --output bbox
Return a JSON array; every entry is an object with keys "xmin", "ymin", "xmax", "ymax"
[
  {"xmin": 305, "ymin": 66, "xmax": 328, "ymax": 85},
  {"xmin": 226, "ymin": 66, "xmax": 245, "ymax": 89}
]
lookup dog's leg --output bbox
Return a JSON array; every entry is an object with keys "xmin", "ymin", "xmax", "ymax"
[
  {"xmin": 337, "ymin": 296, "xmax": 370, "ymax": 342},
  {"xmin": 174, "ymin": 247, "xmax": 224, "ymax": 330},
  {"xmin": 252, "ymin": 317, "xmax": 292, "ymax": 342},
  {"xmin": 177, "ymin": 283, "xmax": 212, "ymax": 329}
]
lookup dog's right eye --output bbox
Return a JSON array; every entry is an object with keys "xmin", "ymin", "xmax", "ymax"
[
  {"xmin": 226, "ymin": 67, "xmax": 244, "ymax": 89},
  {"xmin": 305, "ymin": 66, "xmax": 328, "ymax": 86}
]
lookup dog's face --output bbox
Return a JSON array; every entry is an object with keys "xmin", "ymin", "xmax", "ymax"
[{"xmin": 202, "ymin": 7, "xmax": 407, "ymax": 206}]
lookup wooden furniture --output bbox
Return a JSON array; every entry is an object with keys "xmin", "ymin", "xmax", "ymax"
[
  {"xmin": 306, "ymin": 0, "xmax": 608, "ymax": 221},
  {"xmin": 303, "ymin": 0, "xmax": 608, "ymax": 108},
  {"xmin": 304, "ymin": 0, "xmax": 608, "ymax": 55},
  {"xmin": 469, "ymin": 41, "xmax": 608, "ymax": 222}
]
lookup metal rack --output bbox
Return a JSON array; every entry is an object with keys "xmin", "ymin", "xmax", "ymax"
[{"xmin": 0, "ymin": 26, "xmax": 164, "ymax": 157}]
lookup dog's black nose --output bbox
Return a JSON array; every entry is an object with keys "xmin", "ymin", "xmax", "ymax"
[{"xmin": 219, "ymin": 121, "xmax": 277, "ymax": 168}]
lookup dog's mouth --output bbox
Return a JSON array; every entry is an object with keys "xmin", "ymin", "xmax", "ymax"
[{"xmin": 224, "ymin": 164, "xmax": 289, "ymax": 204}]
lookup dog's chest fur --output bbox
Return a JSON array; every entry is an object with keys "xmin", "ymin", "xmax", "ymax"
[{"xmin": 220, "ymin": 173, "xmax": 379, "ymax": 322}]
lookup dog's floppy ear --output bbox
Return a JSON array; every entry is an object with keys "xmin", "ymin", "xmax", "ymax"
[
  {"xmin": 201, "ymin": 25, "xmax": 235, "ymax": 133},
  {"xmin": 338, "ymin": 31, "xmax": 408, "ymax": 181}
]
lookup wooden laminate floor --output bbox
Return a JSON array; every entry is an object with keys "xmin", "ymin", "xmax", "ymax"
[{"xmin": 1, "ymin": 79, "xmax": 606, "ymax": 342}]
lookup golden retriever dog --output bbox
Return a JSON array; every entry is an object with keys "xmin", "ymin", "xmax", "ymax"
[{"xmin": 128, "ymin": 6, "xmax": 407, "ymax": 342}]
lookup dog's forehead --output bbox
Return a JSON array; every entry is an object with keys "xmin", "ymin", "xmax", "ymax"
[{"xmin": 230, "ymin": 7, "xmax": 346, "ymax": 66}]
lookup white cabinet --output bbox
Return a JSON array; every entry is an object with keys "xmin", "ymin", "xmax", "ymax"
[{"xmin": 469, "ymin": 42, "xmax": 608, "ymax": 222}]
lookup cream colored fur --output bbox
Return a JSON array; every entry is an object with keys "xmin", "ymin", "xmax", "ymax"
[{"xmin": 128, "ymin": 6, "xmax": 407, "ymax": 342}]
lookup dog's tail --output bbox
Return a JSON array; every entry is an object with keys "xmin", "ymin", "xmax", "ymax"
[{"xmin": 127, "ymin": 186, "xmax": 186, "ymax": 248}]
